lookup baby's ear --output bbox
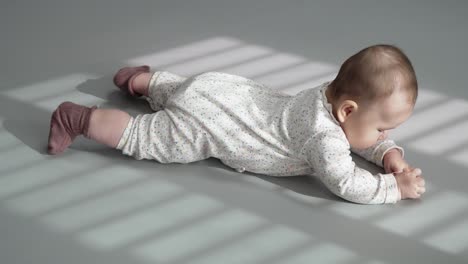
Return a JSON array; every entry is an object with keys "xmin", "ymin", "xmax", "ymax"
[{"xmin": 337, "ymin": 100, "xmax": 358, "ymax": 122}]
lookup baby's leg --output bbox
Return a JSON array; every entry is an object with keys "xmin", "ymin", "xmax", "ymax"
[
  {"xmin": 117, "ymin": 109, "xmax": 212, "ymax": 163},
  {"xmin": 48, "ymin": 101, "xmax": 212, "ymax": 163},
  {"xmin": 113, "ymin": 67, "xmax": 187, "ymax": 112},
  {"xmin": 143, "ymin": 71, "xmax": 188, "ymax": 112},
  {"xmin": 86, "ymin": 108, "xmax": 131, "ymax": 148},
  {"xmin": 47, "ymin": 102, "xmax": 131, "ymax": 154}
]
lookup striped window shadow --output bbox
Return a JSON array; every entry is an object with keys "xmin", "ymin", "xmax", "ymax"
[
  {"xmin": 373, "ymin": 191, "xmax": 468, "ymax": 237},
  {"xmin": 279, "ymin": 72, "xmax": 338, "ymax": 95},
  {"xmin": 268, "ymin": 241, "xmax": 359, "ymax": 264},
  {"xmin": 143, "ymin": 217, "xmax": 310, "ymax": 264},
  {"xmin": 132, "ymin": 211, "xmax": 270, "ymax": 264},
  {"xmin": 448, "ymin": 147, "xmax": 468, "ymax": 167},
  {"xmin": 2, "ymin": 73, "xmax": 105, "ymax": 111},
  {"xmin": 217, "ymin": 52, "xmax": 306, "ymax": 79},
  {"xmin": 0, "ymin": 150, "xmax": 105, "ymax": 199},
  {"xmin": 39, "ymin": 178, "xmax": 182, "ymax": 232},
  {"xmin": 165, "ymin": 44, "xmax": 274, "ymax": 76},
  {"xmin": 252, "ymin": 61, "xmax": 337, "ymax": 91},
  {"xmin": 0, "ymin": 127, "xmax": 21, "ymax": 151},
  {"xmin": 0, "ymin": 144, "xmax": 44, "ymax": 176},
  {"xmin": 391, "ymin": 98, "xmax": 468, "ymax": 143},
  {"xmin": 407, "ymin": 118, "xmax": 468, "ymax": 156},
  {"xmin": 126, "ymin": 37, "xmax": 336, "ymax": 94},
  {"xmin": 413, "ymin": 88, "xmax": 450, "ymax": 113},
  {"xmin": 177, "ymin": 227, "xmax": 314, "ymax": 264},
  {"xmin": 3, "ymin": 165, "xmax": 147, "ymax": 216},
  {"xmin": 78, "ymin": 193, "xmax": 225, "ymax": 250},
  {"xmin": 422, "ymin": 214, "xmax": 468, "ymax": 254},
  {"xmin": 126, "ymin": 36, "xmax": 244, "ymax": 68}
]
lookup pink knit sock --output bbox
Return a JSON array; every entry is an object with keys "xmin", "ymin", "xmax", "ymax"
[
  {"xmin": 113, "ymin": 65, "xmax": 150, "ymax": 96},
  {"xmin": 47, "ymin": 101, "xmax": 97, "ymax": 155}
]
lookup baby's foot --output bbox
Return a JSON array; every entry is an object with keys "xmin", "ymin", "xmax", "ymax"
[
  {"xmin": 113, "ymin": 65, "xmax": 150, "ymax": 97},
  {"xmin": 47, "ymin": 102, "xmax": 97, "ymax": 155}
]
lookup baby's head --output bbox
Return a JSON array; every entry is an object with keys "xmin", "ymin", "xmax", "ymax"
[{"xmin": 326, "ymin": 44, "xmax": 418, "ymax": 149}]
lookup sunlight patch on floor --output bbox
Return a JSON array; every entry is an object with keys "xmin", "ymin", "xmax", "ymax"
[
  {"xmin": 0, "ymin": 145, "xmax": 43, "ymax": 174},
  {"xmin": 253, "ymin": 61, "xmax": 337, "ymax": 92},
  {"xmin": 126, "ymin": 37, "xmax": 243, "ymax": 68},
  {"xmin": 41, "ymin": 179, "xmax": 182, "ymax": 232},
  {"xmin": 185, "ymin": 222, "xmax": 311, "ymax": 264},
  {"xmin": 374, "ymin": 191, "xmax": 468, "ymax": 236},
  {"xmin": 220, "ymin": 52, "xmax": 306, "ymax": 78},
  {"xmin": 166, "ymin": 45, "xmax": 274, "ymax": 77},
  {"xmin": 275, "ymin": 242, "xmax": 358, "ymax": 264},
  {"xmin": 448, "ymin": 148, "xmax": 468, "ymax": 167},
  {"xmin": 4, "ymin": 165, "xmax": 146, "ymax": 216},
  {"xmin": 2, "ymin": 73, "xmax": 105, "ymax": 112},
  {"xmin": 0, "ymin": 150, "xmax": 86, "ymax": 199},
  {"xmin": 423, "ymin": 216, "xmax": 468, "ymax": 254},
  {"xmin": 408, "ymin": 119, "xmax": 468, "ymax": 155},
  {"xmin": 391, "ymin": 99, "xmax": 468, "ymax": 142},
  {"xmin": 0, "ymin": 129, "xmax": 20, "ymax": 150},
  {"xmin": 79, "ymin": 193, "xmax": 225, "ymax": 250}
]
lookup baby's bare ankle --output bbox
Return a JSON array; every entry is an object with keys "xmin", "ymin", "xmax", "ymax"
[{"xmin": 132, "ymin": 72, "xmax": 152, "ymax": 97}]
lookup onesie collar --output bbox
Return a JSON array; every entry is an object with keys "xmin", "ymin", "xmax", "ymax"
[{"xmin": 320, "ymin": 82, "xmax": 341, "ymax": 126}]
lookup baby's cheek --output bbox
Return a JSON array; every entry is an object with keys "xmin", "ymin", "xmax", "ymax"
[
  {"xmin": 365, "ymin": 132, "xmax": 380, "ymax": 147},
  {"xmin": 354, "ymin": 135, "xmax": 377, "ymax": 149}
]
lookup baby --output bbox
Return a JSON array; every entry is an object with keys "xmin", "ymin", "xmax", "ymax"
[{"xmin": 47, "ymin": 44, "xmax": 425, "ymax": 205}]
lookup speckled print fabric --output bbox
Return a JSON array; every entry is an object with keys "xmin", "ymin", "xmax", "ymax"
[
  {"xmin": 117, "ymin": 71, "xmax": 402, "ymax": 204},
  {"xmin": 140, "ymin": 71, "xmax": 187, "ymax": 112}
]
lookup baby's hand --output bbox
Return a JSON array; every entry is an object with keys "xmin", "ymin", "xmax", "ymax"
[
  {"xmin": 383, "ymin": 149, "xmax": 409, "ymax": 174},
  {"xmin": 394, "ymin": 168, "xmax": 426, "ymax": 200}
]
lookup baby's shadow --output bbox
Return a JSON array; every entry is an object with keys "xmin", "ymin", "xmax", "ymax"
[
  {"xmin": 76, "ymin": 74, "xmax": 115, "ymax": 101},
  {"xmin": 189, "ymin": 154, "xmax": 386, "ymax": 204},
  {"xmin": 1, "ymin": 95, "xmax": 50, "ymax": 155},
  {"xmin": 76, "ymin": 75, "xmax": 153, "ymax": 114},
  {"xmin": 189, "ymin": 158, "xmax": 343, "ymax": 203}
]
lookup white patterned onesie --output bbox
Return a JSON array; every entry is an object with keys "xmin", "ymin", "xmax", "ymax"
[{"xmin": 116, "ymin": 71, "xmax": 403, "ymax": 204}]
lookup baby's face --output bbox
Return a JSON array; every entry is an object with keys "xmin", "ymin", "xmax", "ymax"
[{"xmin": 342, "ymin": 90, "xmax": 414, "ymax": 149}]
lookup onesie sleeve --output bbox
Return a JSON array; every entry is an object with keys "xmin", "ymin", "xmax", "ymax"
[
  {"xmin": 300, "ymin": 131, "xmax": 401, "ymax": 204},
  {"xmin": 351, "ymin": 139, "xmax": 405, "ymax": 167}
]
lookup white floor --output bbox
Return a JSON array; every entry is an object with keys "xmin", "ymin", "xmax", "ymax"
[{"xmin": 1, "ymin": 1, "xmax": 468, "ymax": 263}]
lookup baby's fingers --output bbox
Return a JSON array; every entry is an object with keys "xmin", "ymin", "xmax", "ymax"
[
  {"xmin": 416, "ymin": 176, "xmax": 425, "ymax": 187},
  {"xmin": 411, "ymin": 192, "xmax": 422, "ymax": 199},
  {"xmin": 418, "ymin": 186, "xmax": 426, "ymax": 195},
  {"xmin": 410, "ymin": 168, "xmax": 422, "ymax": 177}
]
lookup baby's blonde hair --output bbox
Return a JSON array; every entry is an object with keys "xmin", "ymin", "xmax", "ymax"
[{"xmin": 329, "ymin": 44, "xmax": 418, "ymax": 105}]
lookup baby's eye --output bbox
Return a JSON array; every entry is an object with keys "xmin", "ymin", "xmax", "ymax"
[{"xmin": 378, "ymin": 129, "xmax": 384, "ymax": 133}]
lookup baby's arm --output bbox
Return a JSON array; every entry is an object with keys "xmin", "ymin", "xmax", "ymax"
[
  {"xmin": 350, "ymin": 139, "xmax": 404, "ymax": 168},
  {"xmin": 300, "ymin": 131, "xmax": 400, "ymax": 204},
  {"xmin": 351, "ymin": 139, "xmax": 413, "ymax": 175}
]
